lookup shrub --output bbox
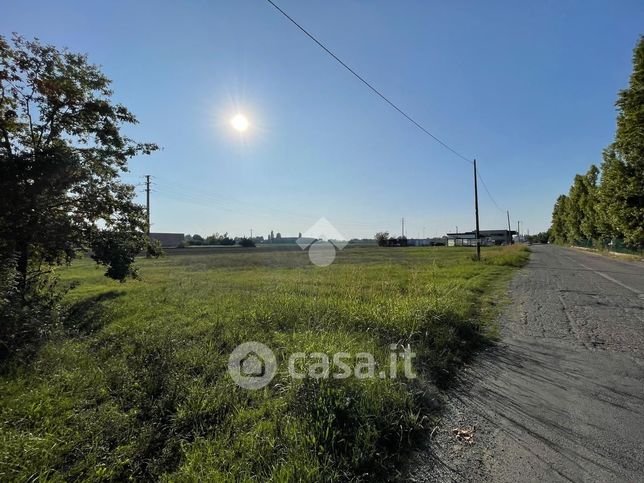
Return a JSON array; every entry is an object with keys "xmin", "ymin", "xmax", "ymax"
[
  {"xmin": 238, "ymin": 237, "xmax": 256, "ymax": 248},
  {"xmin": 0, "ymin": 257, "xmax": 66, "ymax": 364},
  {"xmin": 374, "ymin": 232, "xmax": 389, "ymax": 247}
]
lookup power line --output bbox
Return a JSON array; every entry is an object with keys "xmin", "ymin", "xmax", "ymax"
[
  {"xmin": 265, "ymin": 0, "xmax": 472, "ymax": 165},
  {"xmin": 476, "ymin": 171, "xmax": 505, "ymax": 213},
  {"xmin": 265, "ymin": 0, "xmax": 510, "ymax": 226},
  {"xmin": 141, "ymin": 2, "xmax": 510, "ymax": 238}
]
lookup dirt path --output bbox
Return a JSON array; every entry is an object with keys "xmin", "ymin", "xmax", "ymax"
[{"xmin": 408, "ymin": 244, "xmax": 644, "ymax": 482}]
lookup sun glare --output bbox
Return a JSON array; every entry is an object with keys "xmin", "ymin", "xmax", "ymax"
[{"xmin": 231, "ymin": 113, "xmax": 249, "ymax": 132}]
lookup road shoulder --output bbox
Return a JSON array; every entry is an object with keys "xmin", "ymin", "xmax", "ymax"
[{"xmin": 406, "ymin": 244, "xmax": 644, "ymax": 482}]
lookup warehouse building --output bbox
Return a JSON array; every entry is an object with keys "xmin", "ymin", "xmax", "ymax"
[
  {"xmin": 446, "ymin": 229, "xmax": 515, "ymax": 246},
  {"xmin": 150, "ymin": 232, "xmax": 185, "ymax": 247}
]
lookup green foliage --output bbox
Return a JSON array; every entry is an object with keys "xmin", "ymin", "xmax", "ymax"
[
  {"xmin": 146, "ymin": 237, "xmax": 164, "ymax": 258},
  {"xmin": 599, "ymin": 147, "xmax": 643, "ymax": 247},
  {"xmin": 374, "ymin": 232, "xmax": 408, "ymax": 247},
  {"xmin": 0, "ymin": 34, "xmax": 156, "ymax": 357},
  {"xmin": 0, "ymin": 256, "xmax": 66, "ymax": 362},
  {"xmin": 551, "ymin": 37, "xmax": 644, "ymax": 249},
  {"xmin": 237, "ymin": 237, "xmax": 256, "ymax": 247},
  {"xmin": 564, "ymin": 174, "xmax": 586, "ymax": 242},
  {"xmin": 375, "ymin": 232, "xmax": 389, "ymax": 247},
  {"xmin": 551, "ymin": 194, "xmax": 569, "ymax": 244},
  {"xmin": 0, "ymin": 246, "xmax": 523, "ymax": 480},
  {"xmin": 187, "ymin": 234, "xmax": 204, "ymax": 244},
  {"xmin": 579, "ymin": 165, "xmax": 601, "ymax": 241},
  {"xmin": 559, "ymin": 166, "xmax": 601, "ymax": 244},
  {"xmin": 0, "ymin": 34, "xmax": 156, "ymax": 286},
  {"xmin": 91, "ymin": 230, "xmax": 161, "ymax": 281},
  {"xmin": 526, "ymin": 231, "xmax": 550, "ymax": 244},
  {"xmin": 185, "ymin": 233, "xmax": 235, "ymax": 246},
  {"xmin": 206, "ymin": 233, "xmax": 235, "ymax": 245},
  {"xmin": 482, "ymin": 245, "xmax": 530, "ymax": 267}
]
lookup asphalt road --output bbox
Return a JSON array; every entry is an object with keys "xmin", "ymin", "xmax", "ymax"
[{"xmin": 408, "ymin": 244, "xmax": 644, "ymax": 482}]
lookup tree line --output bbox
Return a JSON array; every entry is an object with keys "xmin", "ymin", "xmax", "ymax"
[
  {"xmin": 182, "ymin": 233, "xmax": 256, "ymax": 247},
  {"xmin": 550, "ymin": 37, "xmax": 643, "ymax": 250},
  {"xmin": 374, "ymin": 232, "xmax": 408, "ymax": 247}
]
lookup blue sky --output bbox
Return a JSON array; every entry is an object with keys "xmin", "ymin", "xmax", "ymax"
[{"xmin": 3, "ymin": 0, "xmax": 643, "ymax": 239}]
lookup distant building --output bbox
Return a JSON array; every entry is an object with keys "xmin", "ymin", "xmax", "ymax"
[
  {"xmin": 150, "ymin": 232, "xmax": 184, "ymax": 247},
  {"xmin": 406, "ymin": 237, "xmax": 447, "ymax": 247},
  {"xmin": 446, "ymin": 232, "xmax": 479, "ymax": 247},
  {"xmin": 406, "ymin": 238, "xmax": 430, "ymax": 247},
  {"xmin": 446, "ymin": 229, "xmax": 515, "ymax": 247}
]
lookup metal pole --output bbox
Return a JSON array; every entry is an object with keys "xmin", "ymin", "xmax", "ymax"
[
  {"xmin": 474, "ymin": 159, "xmax": 481, "ymax": 261},
  {"xmin": 507, "ymin": 210, "xmax": 511, "ymax": 244},
  {"xmin": 145, "ymin": 175, "xmax": 151, "ymax": 235}
]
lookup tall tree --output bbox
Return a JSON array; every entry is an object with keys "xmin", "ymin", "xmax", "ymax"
[
  {"xmin": 579, "ymin": 165, "xmax": 600, "ymax": 242},
  {"xmin": 599, "ymin": 37, "xmax": 644, "ymax": 248},
  {"xmin": 565, "ymin": 175, "xmax": 586, "ymax": 243},
  {"xmin": 0, "ymin": 34, "xmax": 157, "ymax": 292},
  {"xmin": 551, "ymin": 194, "xmax": 569, "ymax": 244}
]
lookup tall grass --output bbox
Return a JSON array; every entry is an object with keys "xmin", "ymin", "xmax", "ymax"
[
  {"xmin": 482, "ymin": 244, "xmax": 531, "ymax": 267},
  {"xmin": 0, "ymin": 245, "xmax": 528, "ymax": 481}
]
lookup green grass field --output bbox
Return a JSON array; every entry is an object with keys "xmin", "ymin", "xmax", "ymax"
[{"xmin": 0, "ymin": 245, "xmax": 529, "ymax": 481}]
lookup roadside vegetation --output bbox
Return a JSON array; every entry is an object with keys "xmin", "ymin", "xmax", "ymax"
[
  {"xmin": 0, "ymin": 245, "xmax": 528, "ymax": 481},
  {"xmin": 550, "ymin": 37, "xmax": 643, "ymax": 254}
]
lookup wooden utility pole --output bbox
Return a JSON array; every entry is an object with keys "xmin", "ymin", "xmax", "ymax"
[
  {"xmin": 145, "ymin": 175, "xmax": 151, "ymax": 235},
  {"xmin": 517, "ymin": 221, "xmax": 521, "ymax": 241},
  {"xmin": 473, "ymin": 159, "xmax": 481, "ymax": 261},
  {"xmin": 506, "ymin": 210, "xmax": 512, "ymax": 244},
  {"xmin": 401, "ymin": 217, "xmax": 405, "ymax": 238}
]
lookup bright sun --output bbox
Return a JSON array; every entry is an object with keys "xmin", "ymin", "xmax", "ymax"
[{"xmin": 231, "ymin": 114, "xmax": 249, "ymax": 132}]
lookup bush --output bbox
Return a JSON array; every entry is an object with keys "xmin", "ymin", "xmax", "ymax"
[
  {"xmin": 375, "ymin": 232, "xmax": 389, "ymax": 247},
  {"xmin": 146, "ymin": 238, "xmax": 164, "ymax": 258},
  {"xmin": 205, "ymin": 233, "xmax": 235, "ymax": 245},
  {"xmin": 238, "ymin": 237, "xmax": 256, "ymax": 248},
  {"xmin": 0, "ymin": 257, "xmax": 65, "ymax": 364}
]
